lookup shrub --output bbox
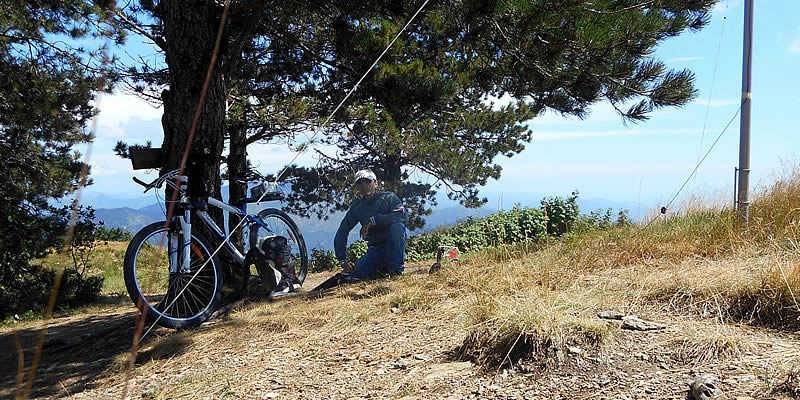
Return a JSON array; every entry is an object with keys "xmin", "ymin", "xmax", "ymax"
[
  {"xmin": 336, "ymin": 192, "xmax": 617, "ymax": 265},
  {"xmin": 406, "ymin": 205, "xmax": 550, "ymax": 261},
  {"xmin": 310, "ymin": 248, "xmax": 339, "ymax": 273},
  {"xmin": 347, "ymin": 240, "xmax": 368, "ymax": 264},
  {"xmin": 94, "ymin": 226, "xmax": 133, "ymax": 242},
  {"xmin": 0, "ymin": 206, "xmax": 104, "ymax": 319},
  {"xmin": 540, "ymin": 191, "xmax": 579, "ymax": 236}
]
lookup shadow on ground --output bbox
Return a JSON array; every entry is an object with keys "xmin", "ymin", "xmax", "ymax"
[{"xmin": 0, "ymin": 308, "xmax": 188, "ymax": 399}]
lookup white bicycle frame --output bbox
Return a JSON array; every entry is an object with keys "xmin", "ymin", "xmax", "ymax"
[
  {"xmin": 193, "ymin": 197, "xmax": 248, "ymax": 264},
  {"xmin": 164, "ymin": 176, "xmax": 280, "ymax": 273}
]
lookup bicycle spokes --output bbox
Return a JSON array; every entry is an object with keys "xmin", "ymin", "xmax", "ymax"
[{"xmin": 131, "ymin": 226, "xmax": 219, "ymax": 321}]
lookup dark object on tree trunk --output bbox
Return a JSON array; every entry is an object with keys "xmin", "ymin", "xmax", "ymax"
[{"xmin": 130, "ymin": 147, "xmax": 165, "ymax": 170}]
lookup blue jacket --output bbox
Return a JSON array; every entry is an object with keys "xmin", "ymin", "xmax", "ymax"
[{"xmin": 334, "ymin": 191, "xmax": 407, "ymax": 261}]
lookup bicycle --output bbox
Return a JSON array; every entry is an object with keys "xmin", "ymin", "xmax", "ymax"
[{"xmin": 122, "ymin": 157, "xmax": 308, "ymax": 329}]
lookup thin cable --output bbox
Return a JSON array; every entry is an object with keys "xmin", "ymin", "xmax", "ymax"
[
  {"xmin": 645, "ymin": 103, "xmax": 742, "ymax": 228},
  {"xmin": 273, "ymin": 0, "xmax": 432, "ymax": 182},
  {"xmin": 138, "ymin": 0, "xmax": 433, "ymax": 342},
  {"xmin": 696, "ymin": 15, "xmax": 728, "ymax": 163}
]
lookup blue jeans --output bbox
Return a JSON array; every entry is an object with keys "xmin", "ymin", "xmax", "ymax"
[{"xmin": 351, "ymin": 223, "xmax": 407, "ymax": 280}]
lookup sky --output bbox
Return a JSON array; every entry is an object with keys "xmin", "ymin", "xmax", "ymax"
[{"xmin": 82, "ymin": 0, "xmax": 800, "ymax": 215}]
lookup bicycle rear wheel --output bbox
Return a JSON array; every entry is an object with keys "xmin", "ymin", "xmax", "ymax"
[
  {"xmin": 124, "ymin": 221, "xmax": 223, "ymax": 329},
  {"xmin": 248, "ymin": 208, "xmax": 308, "ymax": 285}
]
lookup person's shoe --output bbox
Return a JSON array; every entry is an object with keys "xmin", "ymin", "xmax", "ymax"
[
  {"xmin": 269, "ymin": 275, "xmax": 299, "ymax": 299},
  {"xmin": 339, "ymin": 272, "xmax": 361, "ymax": 284}
]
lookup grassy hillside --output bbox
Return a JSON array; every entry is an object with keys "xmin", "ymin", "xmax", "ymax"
[
  {"xmin": 33, "ymin": 241, "xmax": 129, "ymax": 297},
  {"xmin": 454, "ymin": 168, "xmax": 800, "ymax": 363},
  {"xmin": 6, "ymin": 170, "xmax": 800, "ymax": 399}
]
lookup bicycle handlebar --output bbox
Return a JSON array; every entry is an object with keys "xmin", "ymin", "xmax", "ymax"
[
  {"xmin": 132, "ymin": 176, "xmax": 153, "ymax": 190},
  {"xmin": 132, "ymin": 168, "xmax": 287, "ymax": 198},
  {"xmin": 132, "ymin": 169, "xmax": 183, "ymax": 193}
]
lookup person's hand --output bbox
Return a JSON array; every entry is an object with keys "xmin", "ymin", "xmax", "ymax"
[
  {"xmin": 360, "ymin": 223, "xmax": 372, "ymax": 238},
  {"xmin": 340, "ymin": 260, "xmax": 353, "ymax": 273}
]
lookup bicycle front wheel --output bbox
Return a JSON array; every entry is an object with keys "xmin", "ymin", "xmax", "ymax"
[{"xmin": 123, "ymin": 221, "xmax": 223, "ymax": 329}]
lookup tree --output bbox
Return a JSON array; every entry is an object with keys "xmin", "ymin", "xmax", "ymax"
[
  {"xmin": 111, "ymin": 1, "xmax": 716, "ymax": 230},
  {"xmin": 280, "ymin": 0, "xmax": 717, "ymax": 228},
  {"xmin": 0, "ymin": 0, "xmax": 118, "ymax": 317}
]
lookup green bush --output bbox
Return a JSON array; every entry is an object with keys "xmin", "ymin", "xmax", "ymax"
[
  {"xmin": 573, "ymin": 208, "xmax": 632, "ymax": 233},
  {"xmin": 307, "ymin": 241, "xmax": 379, "ymax": 273},
  {"xmin": 331, "ymin": 192, "xmax": 620, "ymax": 266},
  {"xmin": 540, "ymin": 191, "xmax": 579, "ymax": 236},
  {"xmin": 406, "ymin": 206, "xmax": 549, "ymax": 261},
  {"xmin": 347, "ymin": 240, "xmax": 368, "ymax": 264},
  {"xmin": 309, "ymin": 248, "xmax": 339, "ymax": 273},
  {"xmin": 94, "ymin": 226, "xmax": 133, "ymax": 241},
  {"xmin": 1, "ymin": 207, "xmax": 104, "ymax": 319}
]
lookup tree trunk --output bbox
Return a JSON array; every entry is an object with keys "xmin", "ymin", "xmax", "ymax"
[
  {"xmin": 159, "ymin": 0, "xmax": 225, "ymax": 224},
  {"xmin": 382, "ymin": 153, "xmax": 403, "ymax": 193},
  {"xmin": 227, "ymin": 116, "xmax": 247, "ymax": 249}
]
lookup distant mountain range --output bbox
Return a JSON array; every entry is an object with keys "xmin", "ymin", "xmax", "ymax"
[
  {"xmin": 93, "ymin": 202, "xmax": 493, "ymax": 250},
  {"xmin": 91, "ymin": 190, "xmax": 643, "ymax": 251}
]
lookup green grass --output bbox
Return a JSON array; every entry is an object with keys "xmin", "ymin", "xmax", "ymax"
[{"xmin": 35, "ymin": 241, "xmax": 128, "ymax": 296}]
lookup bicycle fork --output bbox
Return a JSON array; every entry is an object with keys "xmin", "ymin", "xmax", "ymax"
[
  {"xmin": 167, "ymin": 212, "xmax": 193, "ymax": 274},
  {"xmin": 168, "ymin": 176, "xmax": 193, "ymax": 274}
]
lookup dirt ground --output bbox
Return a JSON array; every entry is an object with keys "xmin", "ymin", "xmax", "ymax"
[{"xmin": 2, "ymin": 262, "xmax": 799, "ymax": 400}]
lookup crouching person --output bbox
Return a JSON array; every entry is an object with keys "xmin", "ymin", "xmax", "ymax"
[{"xmin": 334, "ymin": 170, "xmax": 407, "ymax": 280}]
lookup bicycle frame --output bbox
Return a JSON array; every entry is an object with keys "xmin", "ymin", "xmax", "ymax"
[
  {"xmin": 179, "ymin": 197, "xmax": 276, "ymax": 269},
  {"xmin": 138, "ymin": 171, "xmax": 276, "ymax": 273},
  {"xmin": 196, "ymin": 197, "xmax": 249, "ymax": 264}
]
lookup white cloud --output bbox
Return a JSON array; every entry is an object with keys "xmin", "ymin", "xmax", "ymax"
[
  {"xmin": 500, "ymin": 162, "xmax": 683, "ymax": 179},
  {"xmin": 244, "ymin": 141, "xmax": 339, "ymax": 176},
  {"xmin": 94, "ymin": 93, "xmax": 162, "ymax": 139},
  {"xmin": 498, "ymin": 161, "xmax": 732, "ymax": 180},
  {"xmin": 483, "ymin": 93, "xmax": 517, "ymax": 110},
  {"xmin": 789, "ymin": 37, "xmax": 800, "ymax": 54},
  {"xmin": 529, "ymin": 102, "xmax": 623, "ymax": 127},
  {"xmin": 88, "ymin": 152, "xmax": 134, "ymax": 178}
]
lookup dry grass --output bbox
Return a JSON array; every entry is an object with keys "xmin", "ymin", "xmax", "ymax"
[
  {"xmin": 152, "ymin": 368, "xmax": 237, "ymax": 399},
  {"xmin": 667, "ymin": 322, "xmax": 755, "ymax": 365},
  {"xmin": 449, "ymin": 250, "xmax": 614, "ymax": 368},
  {"xmin": 549, "ymin": 167, "xmax": 800, "ymax": 273},
  {"xmin": 556, "ymin": 209, "xmax": 742, "ymax": 271},
  {"xmin": 633, "ymin": 253, "xmax": 800, "ymax": 329},
  {"xmin": 772, "ymin": 367, "xmax": 800, "ymax": 398},
  {"xmin": 446, "ymin": 168, "xmax": 800, "ymax": 368},
  {"xmin": 21, "ymin": 167, "xmax": 799, "ymax": 396},
  {"xmin": 458, "ymin": 290, "xmax": 611, "ymax": 369}
]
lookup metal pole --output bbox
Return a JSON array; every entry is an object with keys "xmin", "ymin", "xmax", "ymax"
[
  {"xmin": 734, "ymin": 167, "xmax": 738, "ymax": 209},
  {"xmin": 736, "ymin": 0, "xmax": 754, "ymax": 223}
]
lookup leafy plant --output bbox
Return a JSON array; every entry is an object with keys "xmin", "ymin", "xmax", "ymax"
[
  {"xmin": 94, "ymin": 226, "xmax": 134, "ymax": 242},
  {"xmin": 405, "ymin": 206, "xmax": 551, "ymax": 262},
  {"xmin": 540, "ymin": 191, "xmax": 579, "ymax": 237},
  {"xmin": 347, "ymin": 240, "xmax": 369, "ymax": 265},
  {"xmin": 1, "ymin": 207, "xmax": 104, "ymax": 318},
  {"xmin": 310, "ymin": 248, "xmax": 339, "ymax": 273}
]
